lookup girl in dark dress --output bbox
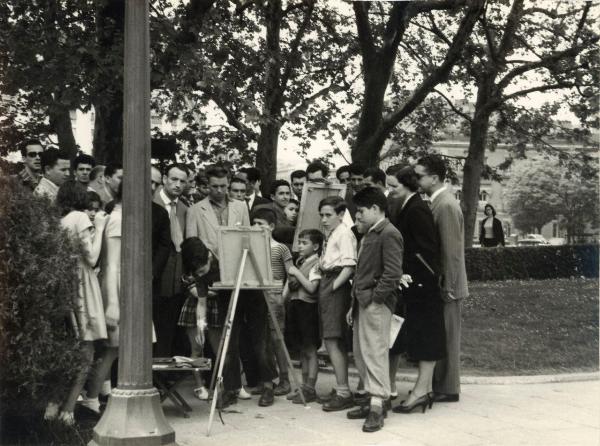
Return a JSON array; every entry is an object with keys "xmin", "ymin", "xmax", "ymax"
[{"xmin": 388, "ymin": 166, "xmax": 446, "ymax": 414}]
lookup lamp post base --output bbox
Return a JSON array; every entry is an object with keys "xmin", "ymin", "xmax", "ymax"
[{"xmin": 89, "ymin": 387, "xmax": 176, "ymax": 446}]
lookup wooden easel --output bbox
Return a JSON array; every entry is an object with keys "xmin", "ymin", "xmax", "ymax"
[{"xmin": 206, "ymin": 235, "xmax": 307, "ymax": 436}]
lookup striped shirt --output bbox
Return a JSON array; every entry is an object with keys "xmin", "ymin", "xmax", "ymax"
[{"xmin": 271, "ymin": 240, "xmax": 292, "ymax": 281}]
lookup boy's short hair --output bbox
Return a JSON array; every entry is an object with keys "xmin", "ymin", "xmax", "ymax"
[
  {"xmin": 298, "ymin": 229, "xmax": 324, "ymax": 256},
  {"xmin": 205, "ymin": 165, "xmax": 228, "ymax": 181},
  {"xmin": 335, "ymin": 165, "xmax": 351, "ymax": 181},
  {"xmin": 181, "ymin": 237, "xmax": 210, "ymax": 275},
  {"xmin": 363, "ymin": 167, "xmax": 386, "ymax": 185},
  {"xmin": 318, "ymin": 195, "xmax": 347, "ymax": 214},
  {"xmin": 40, "ymin": 148, "xmax": 70, "ymax": 173},
  {"xmin": 417, "ymin": 154, "xmax": 446, "ymax": 181},
  {"xmin": 290, "ymin": 170, "xmax": 306, "ymax": 181},
  {"xmin": 251, "ymin": 207, "xmax": 277, "ymax": 226},
  {"xmin": 72, "ymin": 153, "xmax": 96, "ymax": 170},
  {"xmin": 230, "ymin": 176, "xmax": 247, "ymax": 187},
  {"xmin": 306, "ymin": 161, "xmax": 329, "ymax": 178},
  {"xmin": 349, "ymin": 162, "xmax": 366, "ymax": 176},
  {"xmin": 165, "ymin": 162, "xmax": 190, "ymax": 178},
  {"xmin": 270, "ymin": 179, "xmax": 290, "ymax": 196},
  {"xmin": 353, "ymin": 186, "xmax": 388, "ymax": 212}
]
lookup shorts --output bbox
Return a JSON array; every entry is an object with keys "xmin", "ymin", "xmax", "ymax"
[
  {"xmin": 177, "ymin": 296, "xmax": 198, "ymax": 328},
  {"xmin": 286, "ymin": 299, "xmax": 320, "ymax": 350},
  {"xmin": 318, "ymin": 272, "xmax": 351, "ymax": 339}
]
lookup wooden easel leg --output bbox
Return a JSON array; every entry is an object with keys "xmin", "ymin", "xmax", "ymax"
[
  {"xmin": 209, "ymin": 292, "xmax": 237, "ymax": 393},
  {"xmin": 262, "ymin": 291, "xmax": 307, "ymax": 407},
  {"xmin": 207, "ymin": 249, "xmax": 248, "ymax": 436}
]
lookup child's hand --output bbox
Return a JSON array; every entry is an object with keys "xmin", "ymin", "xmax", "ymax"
[
  {"xmin": 346, "ymin": 308, "xmax": 353, "ymax": 327},
  {"xmin": 288, "ymin": 266, "xmax": 300, "ymax": 277},
  {"xmin": 94, "ymin": 211, "xmax": 108, "ymax": 229},
  {"xmin": 288, "ymin": 276, "xmax": 300, "ymax": 291}
]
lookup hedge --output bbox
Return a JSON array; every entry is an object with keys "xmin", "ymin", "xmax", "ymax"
[
  {"xmin": 0, "ymin": 176, "xmax": 86, "ymax": 417},
  {"xmin": 465, "ymin": 244, "xmax": 599, "ymax": 281}
]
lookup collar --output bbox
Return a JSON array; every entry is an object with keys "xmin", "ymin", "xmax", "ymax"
[
  {"xmin": 401, "ymin": 192, "xmax": 417, "ymax": 211},
  {"xmin": 40, "ymin": 176, "xmax": 59, "ymax": 191},
  {"xmin": 299, "ymin": 253, "xmax": 318, "ymax": 265},
  {"xmin": 430, "ymin": 185, "xmax": 446, "ymax": 203},
  {"xmin": 368, "ymin": 217, "xmax": 386, "ymax": 233},
  {"xmin": 160, "ymin": 188, "xmax": 178, "ymax": 207},
  {"xmin": 209, "ymin": 196, "xmax": 229, "ymax": 208}
]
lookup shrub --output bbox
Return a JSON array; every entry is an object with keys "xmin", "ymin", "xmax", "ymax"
[
  {"xmin": 466, "ymin": 244, "xmax": 599, "ymax": 281},
  {"xmin": 0, "ymin": 176, "xmax": 85, "ymax": 417}
]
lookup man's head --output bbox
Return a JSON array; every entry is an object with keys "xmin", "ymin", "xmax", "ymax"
[
  {"xmin": 20, "ymin": 139, "xmax": 44, "ymax": 172},
  {"xmin": 306, "ymin": 161, "xmax": 329, "ymax": 182},
  {"xmin": 297, "ymin": 229, "xmax": 324, "ymax": 258},
  {"xmin": 363, "ymin": 167, "xmax": 387, "ymax": 193},
  {"xmin": 270, "ymin": 179, "xmax": 291, "ymax": 209},
  {"xmin": 290, "ymin": 170, "xmax": 306, "ymax": 198},
  {"xmin": 40, "ymin": 148, "xmax": 71, "ymax": 186},
  {"xmin": 415, "ymin": 154, "xmax": 446, "ymax": 196},
  {"xmin": 336, "ymin": 165, "xmax": 351, "ymax": 184},
  {"xmin": 151, "ymin": 165, "xmax": 162, "ymax": 194},
  {"xmin": 205, "ymin": 166, "xmax": 229, "ymax": 202},
  {"xmin": 229, "ymin": 176, "xmax": 247, "ymax": 201},
  {"xmin": 89, "ymin": 165, "xmax": 105, "ymax": 186},
  {"xmin": 163, "ymin": 163, "xmax": 190, "ymax": 200},
  {"xmin": 105, "ymin": 163, "xmax": 123, "ymax": 196},
  {"xmin": 318, "ymin": 196, "xmax": 346, "ymax": 233},
  {"xmin": 349, "ymin": 163, "xmax": 366, "ymax": 192},
  {"xmin": 72, "ymin": 154, "xmax": 96, "ymax": 185},
  {"xmin": 251, "ymin": 207, "xmax": 277, "ymax": 232},
  {"xmin": 353, "ymin": 186, "xmax": 388, "ymax": 234},
  {"xmin": 239, "ymin": 167, "xmax": 261, "ymax": 195}
]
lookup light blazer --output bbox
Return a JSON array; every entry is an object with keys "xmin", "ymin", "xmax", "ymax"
[
  {"xmin": 430, "ymin": 189, "xmax": 469, "ymax": 301},
  {"xmin": 153, "ymin": 193, "xmax": 187, "ymax": 297},
  {"xmin": 186, "ymin": 196, "xmax": 250, "ymax": 259}
]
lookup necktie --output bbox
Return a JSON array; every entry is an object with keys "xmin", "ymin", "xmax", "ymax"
[{"xmin": 169, "ymin": 201, "xmax": 183, "ymax": 252}]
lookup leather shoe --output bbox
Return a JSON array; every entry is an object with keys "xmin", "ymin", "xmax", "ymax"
[
  {"xmin": 258, "ymin": 387, "xmax": 274, "ymax": 407},
  {"xmin": 216, "ymin": 390, "xmax": 238, "ymax": 410},
  {"xmin": 347, "ymin": 405, "xmax": 388, "ymax": 420},
  {"xmin": 362, "ymin": 410, "xmax": 384, "ymax": 433},
  {"xmin": 273, "ymin": 380, "xmax": 291, "ymax": 396},
  {"xmin": 322, "ymin": 394, "xmax": 354, "ymax": 412},
  {"xmin": 432, "ymin": 392, "xmax": 459, "ymax": 403}
]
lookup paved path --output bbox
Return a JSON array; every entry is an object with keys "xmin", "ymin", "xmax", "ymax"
[{"xmin": 165, "ymin": 373, "xmax": 600, "ymax": 446}]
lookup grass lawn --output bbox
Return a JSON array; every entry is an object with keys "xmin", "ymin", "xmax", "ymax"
[{"xmin": 461, "ymin": 277, "xmax": 599, "ymax": 375}]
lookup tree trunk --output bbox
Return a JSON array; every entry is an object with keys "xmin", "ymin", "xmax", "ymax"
[
  {"xmin": 462, "ymin": 102, "xmax": 492, "ymax": 248},
  {"xmin": 255, "ymin": 121, "xmax": 281, "ymax": 197},
  {"xmin": 93, "ymin": 101, "xmax": 124, "ymax": 164},
  {"xmin": 48, "ymin": 105, "xmax": 78, "ymax": 159}
]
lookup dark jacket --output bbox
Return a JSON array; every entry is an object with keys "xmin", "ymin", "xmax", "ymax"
[
  {"xmin": 479, "ymin": 217, "xmax": 505, "ymax": 247},
  {"xmin": 352, "ymin": 218, "xmax": 403, "ymax": 312},
  {"xmin": 152, "ymin": 202, "xmax": 171, "ymax": 294},
  {"xmin": 390, "ymin": 193, "xmax": 440, "ymax": 302}
]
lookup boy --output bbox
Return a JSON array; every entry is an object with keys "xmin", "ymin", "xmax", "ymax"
[
  {"xmin": 283, "ymin": 199, "xmax": 299, "ymax": 225},
  {"xmin": 251, "ymin": 208, "xmax": 294, "ymax": 396},
  {"xmin": 283, "ymin": 229, "xmax": 323, "ymax": 403},
  {"xmin": 317, "ymin": 196, "xmax": 357, "ymax": 411},
  {"xmin": 346, "ymin": 187, "xmax": 403, "ymax": 433}
]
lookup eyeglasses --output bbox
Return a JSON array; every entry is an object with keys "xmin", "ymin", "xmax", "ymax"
[{"xmin": 27, "ymin": 152, "xmax": 42, "ymax": 158}]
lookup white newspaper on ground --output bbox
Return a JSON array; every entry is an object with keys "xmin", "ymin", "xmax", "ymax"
[{"xmin": 389, "ymin": 314, "xmax": 405, "ymax": 347}]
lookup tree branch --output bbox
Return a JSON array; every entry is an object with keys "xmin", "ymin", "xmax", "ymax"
[
  {"xmin": 408, "ymin": 0, "xmax": 467, "ymax": 14},
  {"xmin": 280, "ymin": 0, "xmax": 315, "ymax": 93},
  {"xmin": 433, "ymin": 89, "xmax": 473, "ymax": 122},
  {"xmin": 496, "ymin": 0, "xmax": 524, "ymax": 62},
  {"xmin": 379, "ymin": 0, "xmax": 484, "ymax": 137},
  {"xmin": 573, "ymin": 1, "xmax": 592, "ymax": 44},
  {"xmin": 503, "ymin": 82, "xmax": 578, "ymax": 101},
  {"xmin": 353, "ymin": 2, "xmax": 376, "ymax": 61},
  {"xmin": 208, "ymin": 94, "xmax": 257, "ymax": 140}
]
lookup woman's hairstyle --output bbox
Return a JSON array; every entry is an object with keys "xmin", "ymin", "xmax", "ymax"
[
  {"xmin": 181, "ymin": 237, "xmax": 210, "ymax": 274},
  {"xmin": 86, "ymin": 190, "xmax": 101, "ymax": 208},
  {"xmin": 56, "ymin": 180, "xmax": 89, "ymax": 216},
  {"xmin": 288, "ymin": 199, "xmax": 299, "ymax": 207},
  {"xmin": 484, "ymin": 203, "xmax": 496, "ymax": 217},
  {"xmin": 395, "ymin": 166, "xmax": 420, "ymax": 192}
]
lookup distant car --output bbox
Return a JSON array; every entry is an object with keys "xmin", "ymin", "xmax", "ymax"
[
  {"xmin": 548, "ymin": 237, "xmax": 567, "ymax": 246},
  {"xmin": 524, "ymin": 234, "xmax": 550, "ymax": 244},
  {"xmin": 517, "ymin": 239, "xmax": 547, "ymax": 246}
]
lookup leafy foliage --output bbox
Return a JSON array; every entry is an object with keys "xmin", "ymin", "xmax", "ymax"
[{"xmin": 0, "ymin": 176, "xmax": 85, "ymax": 416}]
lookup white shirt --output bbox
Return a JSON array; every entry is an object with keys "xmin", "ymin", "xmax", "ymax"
[
  {"xmin": 320, "ymin": 222, "xmax": 357, "ymax": 270},
  {"xmin": 246, "ymin": 191, "xmax": 256, "ymax": 210},
  {"xmin": 160, "ymin": 189, "xmax": 178, "ymax": 216},
  {"xmin": 430, "ymin": 185, "xmax": 446, "ymax": 203}
]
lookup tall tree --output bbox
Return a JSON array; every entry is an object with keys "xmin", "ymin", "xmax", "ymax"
[
  {"xmin": 425, "ymin": 0, "xmax": 599, "ymax": 246},
  {"xmin": 349, "ymin": 0, "xmax": 484, "ymax": 167}
]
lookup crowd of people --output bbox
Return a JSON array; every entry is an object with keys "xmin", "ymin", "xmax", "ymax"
[{"xmin": 14, "ymin": 137, "xmax": 469, "ymax": 433}]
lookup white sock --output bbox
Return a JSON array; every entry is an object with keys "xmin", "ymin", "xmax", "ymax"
[
  {"xmin": 101, "ymin": 380, "xmax": 112, "ymax": 396},
  {"xmin": 370, "ymin": 396, "xmax": 383, "ymax": 407},
  {"xmin": 81, "ymin": 396, "xmax": 101, "ymax": 413}
]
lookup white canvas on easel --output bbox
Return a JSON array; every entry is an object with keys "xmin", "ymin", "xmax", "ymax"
[{"xmin": 293, "ymin": 181, "xmax": 347, "ymax": 251}]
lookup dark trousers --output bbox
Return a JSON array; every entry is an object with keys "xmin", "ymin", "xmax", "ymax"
[
  {"xmin": 153, "ymin": 293, "xmax": 188, "ymax": 357},
  {"xmin": 239, "ymin": 317, "xmax": 261, "ymax": 387},
  {"xmin": 220, "ymin": 290, "xmax": 277, "ymax": 391}
]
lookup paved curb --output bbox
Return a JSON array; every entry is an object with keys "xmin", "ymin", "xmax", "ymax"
[{"xmin": 312, "ymin": 362, "xmax": 600, "ymax": 385}]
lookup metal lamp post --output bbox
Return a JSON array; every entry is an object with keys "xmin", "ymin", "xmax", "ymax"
[{"xmin": 90, "ymin": 1, "xmax": 176, "ymax": 444}]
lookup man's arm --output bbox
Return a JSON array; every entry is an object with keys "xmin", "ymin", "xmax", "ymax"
[
  {"xmin": 437, "ymin": 202, "xmax": 464, "ymax": 299},
  {"xmin": 185, "ymin": 205, "xmax": 199, "ymax": 238},
  {"xmin": 372, "ymin": 228, "xmax": 403, "ymax": 304}
]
